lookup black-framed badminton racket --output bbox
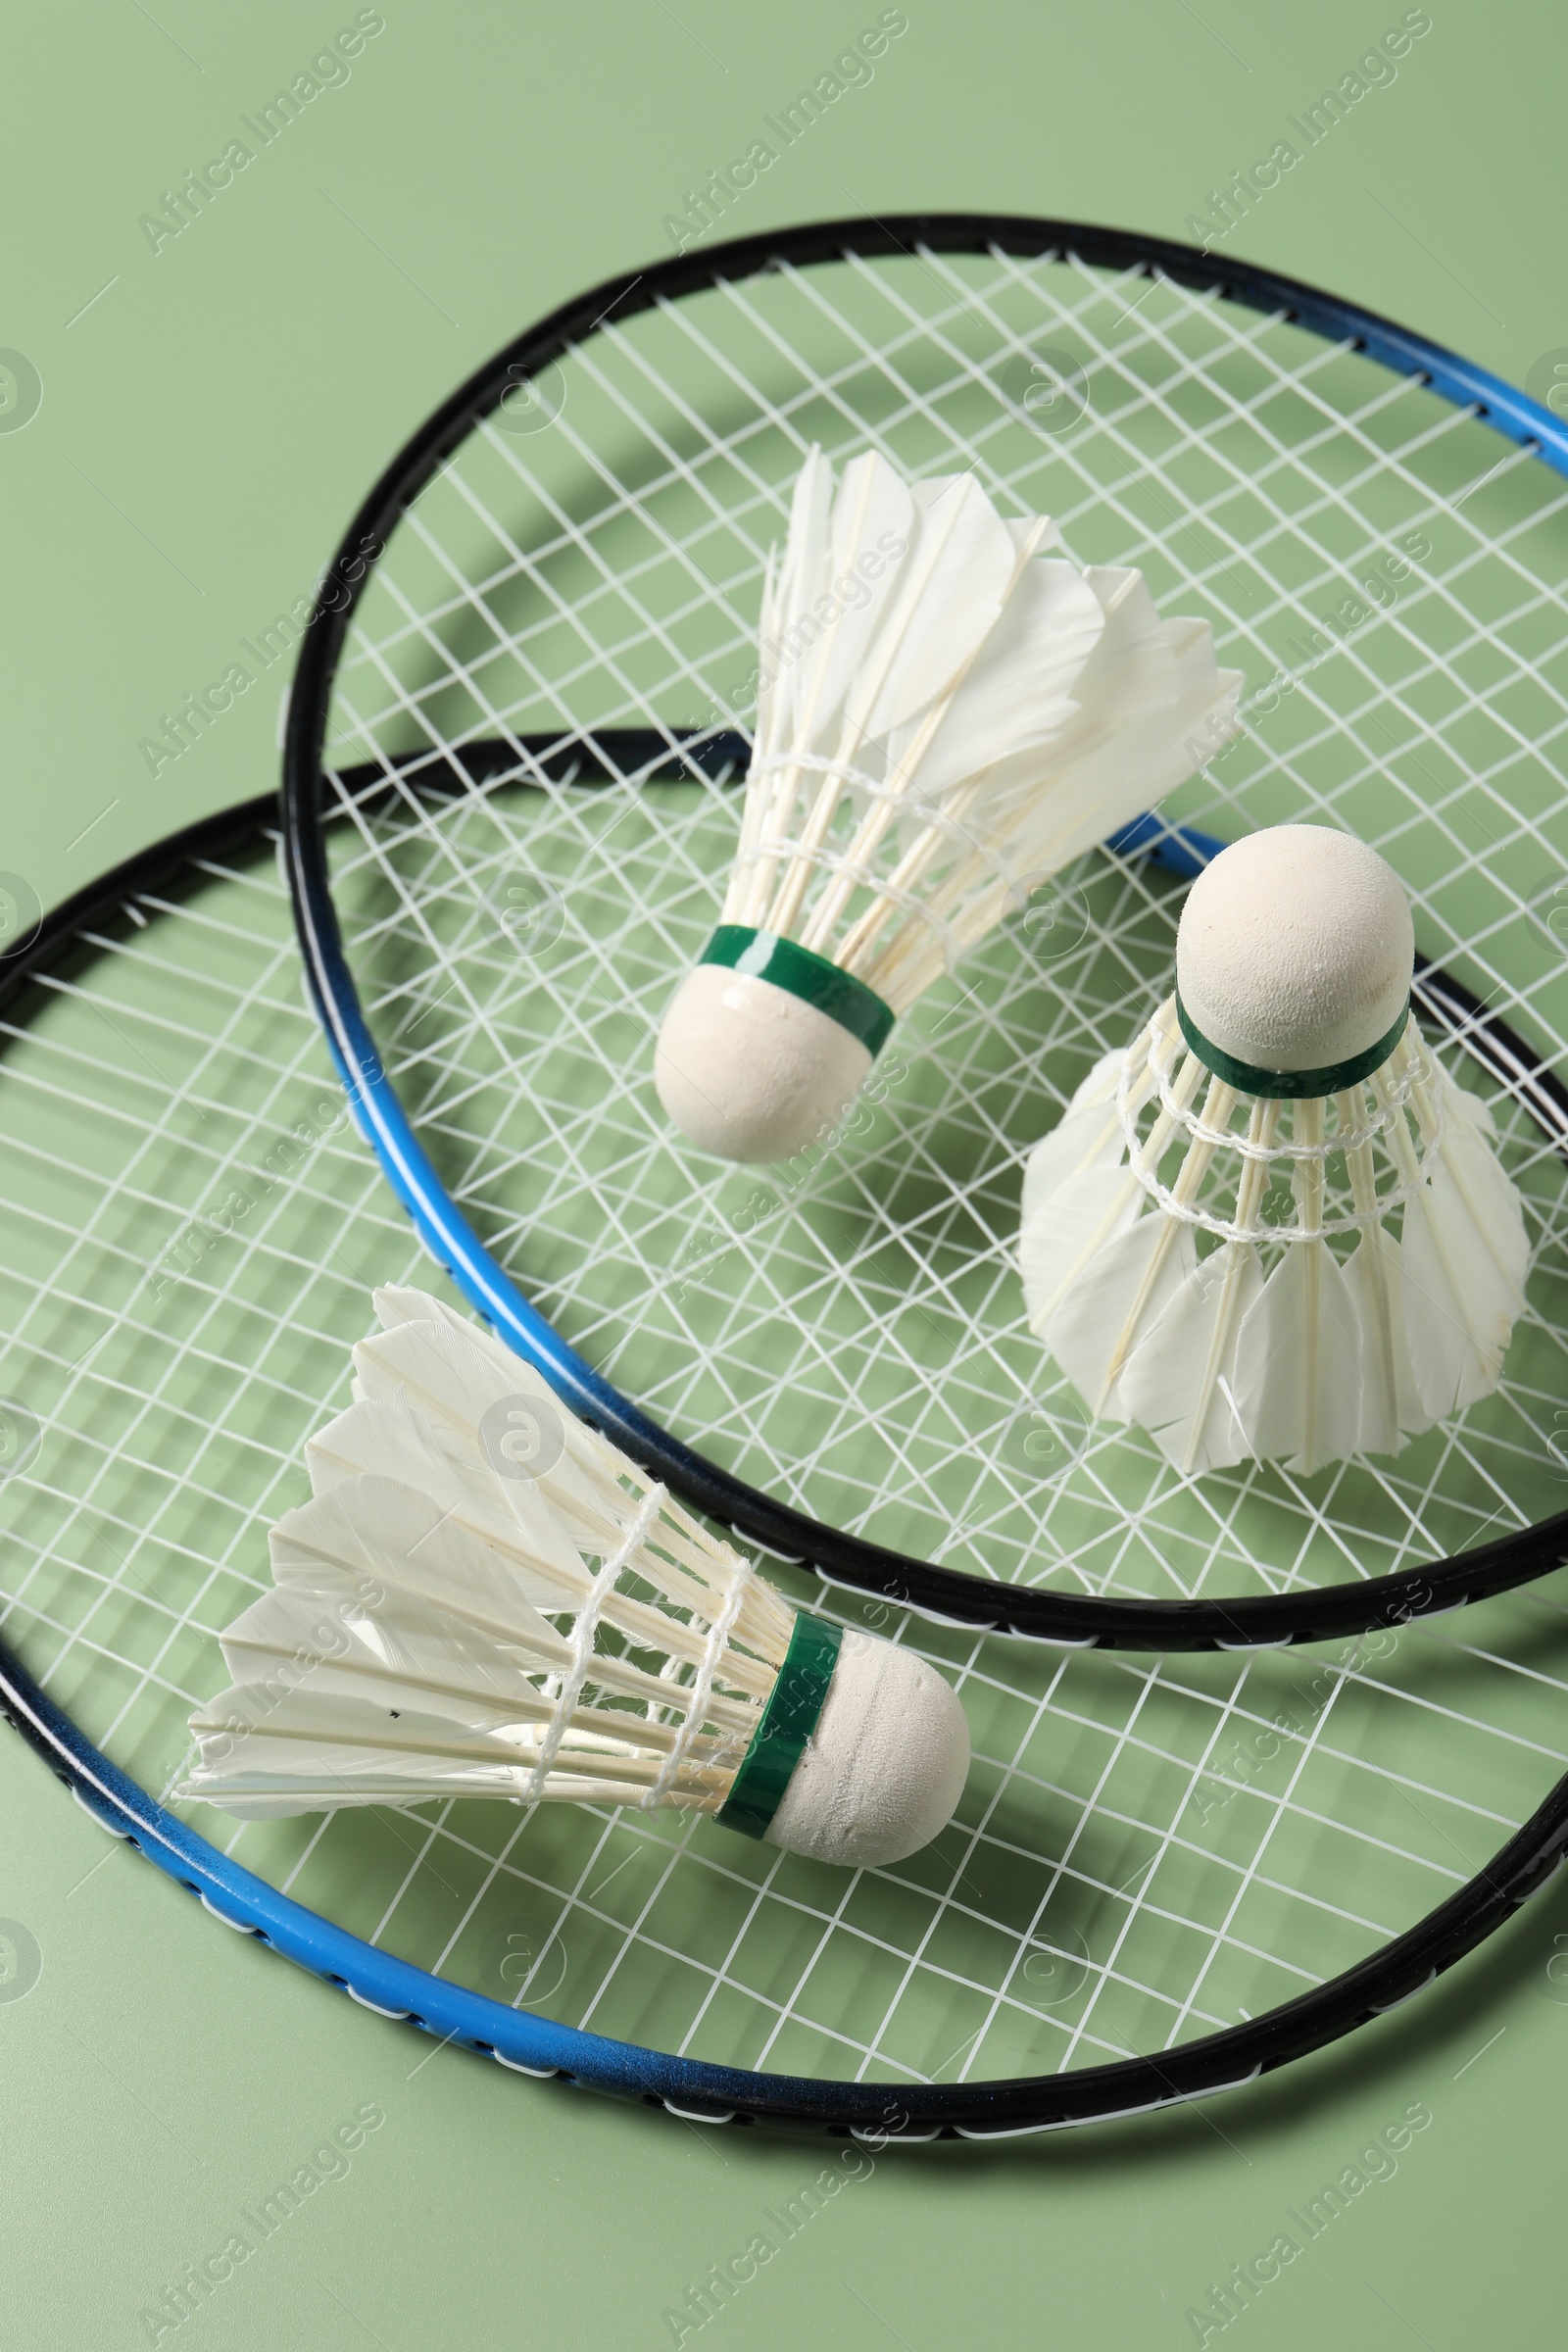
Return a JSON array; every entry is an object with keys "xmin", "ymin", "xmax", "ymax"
[
  {"xmin": 1, "ymin": 777, "xmax": 1568, "ymax": 2136},
  {"xmin": 283, "ymin": 213, "xmax": 1568, "ymax": 1650},
  {"xmin": 3, "ymin": 218, "xmax": 1568, "ymax": 2141}
]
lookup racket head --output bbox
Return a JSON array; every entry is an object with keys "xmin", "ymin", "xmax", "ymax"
[
  {"xmin": 2, "ymin": 803, "xmax": 1568, "ymax": 2134},
  {"xmin": 282, "ymin": 216, "xmax": 1568, "ymax": 1645}
]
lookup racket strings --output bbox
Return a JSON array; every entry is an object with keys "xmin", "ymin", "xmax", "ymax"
[
  {"xmin": 304, "ymin": 250, "xmax": 1568, "ymax": 1592},
  {"xmin": 0, "ymin": 858, "xmax": 1564, "ymax": 2086},
  {"xmin": 331, "ymin": 284, "xmax": 1560, "ymax": 1039},
  {"xmin": 343, "ymin": 243, "xmax": 1561, "ymax": 863},
  {"xmin": 0, "ymin": 866, "xmax": 403, "ymax": 1742},
  {"xmin": 323, "ymin": 776, "xmax": 1556, "ymax": 1602},
  {"xmin": 975, "ymin": 247, "xmax": 1568, "ymax": 713},
  {"xmin": 5, "ymin": 242, "xmax": 1568, "ymax": 2093}
]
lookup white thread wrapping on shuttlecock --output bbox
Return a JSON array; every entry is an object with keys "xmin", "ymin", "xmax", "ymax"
[
  {"xmin": 712, "ymin": 451, "xmax": 1244, "ymax": 1005},
  {"xmin": 656, "ymin": 450, "xmax": 1241, "ymax": 1166},
  {"xmin": 641, "ymin": 1548, "xmax": 759, "ymax": 1810},
  {"xmin": 1114, "ymin": 1014, "xmax": 1447, "ymax": 1246},
  {"xmin": 1019, "ymin": 973, "xmax": 1529, "ymax": 1476},
  {"xmin": 179, "ymin": 1290, "xmax": 970, "ymax": 1862},
  {"xmin": 740, "ymin": 750, "xmax": 1036, "ymax": 982},
  {"xmin": 526, "ymin": 1480, "xmax": 668, "ymax": 1804},
  {"xmin": 744, "ymin": 751, "xmax": 1035, "ymax": 887}
]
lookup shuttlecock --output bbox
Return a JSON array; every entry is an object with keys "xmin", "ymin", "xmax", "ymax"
[
  {"xmin": 1017, "ymin": 826, "xmax": 1529, "ymax": 1475},
  {"xmin": 655, "ymin": 447, "xmax": 1242, "ymax": 1163},
  {"xmin": 179, "ymin": 1288, "xmax": 968, "ymax": 1870}
]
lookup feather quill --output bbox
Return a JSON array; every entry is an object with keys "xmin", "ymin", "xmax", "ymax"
[
  {"xmin": 713, "ymin": 448, "xmax": 1240, "ymax": 1005},
  {"xmin": 1230, "ymin": 1238, "xmax": 1365, "ymax": 1475},
  {"xmin": 180, "ymin": 1292, "xmax": 800, "ymax": 1822},
  {"xmin": 1118, "ymin": 1241, "xmax": 1265, "ymax": 1474}
]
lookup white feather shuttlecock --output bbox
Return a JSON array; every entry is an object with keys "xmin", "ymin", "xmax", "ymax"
[
  {"xmin": 655, "ymin": 447, "xmax": 1243, "ymax": 1162},
  {"xmin": 1017, "ymin": 826, "xmax": 1530, "ymax": 1476},
  {"xmin": 179, "ymin": 1288, "xmax": 968, "ymax": 1869}
]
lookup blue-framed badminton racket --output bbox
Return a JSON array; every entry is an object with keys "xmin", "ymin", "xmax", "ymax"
[
  {"xmin": 283, "ymin": 214, "xmax": 1568, "ymax": 1647},
  {"xmin": 5, "ymin": 218, "xmax": 1568, "ymax": 2140}
]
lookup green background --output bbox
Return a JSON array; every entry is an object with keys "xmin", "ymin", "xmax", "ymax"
[{"xmin": 3, "ymin": 2, "xmax": 1566, "ymax": 2345}]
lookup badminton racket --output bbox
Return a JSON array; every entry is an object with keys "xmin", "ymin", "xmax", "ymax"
[
  {"xmin": 5, "ymin": 215, "xmax": 1568, "ymax": 2133},
  {"xmin": 282, "ymin": 215, "xmax": 1568, "ymax": 1646},
  {"xmin": 0, "ymin": 804, "xmax": 1564, "ymax": 2132}
]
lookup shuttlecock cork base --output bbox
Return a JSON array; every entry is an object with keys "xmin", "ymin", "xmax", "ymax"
[
  {"xmin": 655, "ymin": 927, "xmax": 894, "ymax": 1165},
  {"xmin": 657, "ymin": 444, "xmax": 1240, "ymax": 1163},
  {"xmin": 1175, "ymin": 825, "xmax": 1414, "ymax": 1092},
  {"xmin": 1018, "ymin": 826, "xmax": 1528, "ymax": 1476},
  {"xmin": 180, "ymin": 1287, "xmax": 968, "ymax": 1870},
  {"xmin": 717, "ymin": 1612, "xmax": 968, "ymax": 1866}
]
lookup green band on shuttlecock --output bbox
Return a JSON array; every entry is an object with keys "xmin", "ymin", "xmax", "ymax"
[
  {"xmin": 716, "ymin": 1611, "xmax": 845, "ymax": 1841},
  {"xmin": 1174, "ymin": 991, "xmax": 1411, "ymax": 1100},
  {"xmin": 699, "ymin": 926, "xmax": 896, "ymax": 1059}
]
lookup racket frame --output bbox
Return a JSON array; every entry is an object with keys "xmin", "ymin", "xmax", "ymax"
[
  {"xmin": 5, "ymin": 1599, "xmax": 1567, "ymax": 2136},
  {"xmin": 279, "ymin": 214, "xmax": 1568, "ymax": 1650},
  {"xmin": 3, "ymin": 788, "xmax": 1566, "ymax": 2133}
]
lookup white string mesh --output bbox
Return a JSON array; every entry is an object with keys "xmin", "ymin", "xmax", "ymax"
[{"xmin": 1, "ymin": 243, "xmax": 1566, "ymax": 2087}]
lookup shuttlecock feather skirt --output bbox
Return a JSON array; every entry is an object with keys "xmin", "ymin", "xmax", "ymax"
[
  {"xmin": 1018, "ymin": 1002, "xmax": 1529, "ymax": 1475},
  {"xmin": 179, "ymin": 1289, "xmax": 970, "ymax": 1866},
  {"xmin": 655, "ymin": 445, "xmax": 1242, "ymax": 1161}
]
